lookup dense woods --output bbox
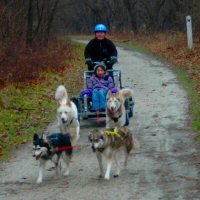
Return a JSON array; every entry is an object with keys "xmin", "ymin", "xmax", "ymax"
[
  {"xmin": 63, "ymin": 0, "xmax": 200, "ymax": 34},
  {"xmin": 1, "ymin": 0, "xmax": 200, "ymax": 45},
  {"xmin": 0, "ymin": 0, "xmax": 200, "ymax": 85}
]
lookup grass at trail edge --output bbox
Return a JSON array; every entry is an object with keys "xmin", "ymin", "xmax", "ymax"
[{"xmin": 0, "ymin": 41, "xmax": 86, "ymax": 161}]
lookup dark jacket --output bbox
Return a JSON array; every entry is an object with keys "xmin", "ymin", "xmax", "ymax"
[{"xmin": 84, "ymin": 38, "xmax": 118, "ymax": 70}]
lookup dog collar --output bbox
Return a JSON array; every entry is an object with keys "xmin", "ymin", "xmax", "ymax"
[
  {"xmin": 69, "ymin": 117, "xmax": 78, "ymax": 125},
  {"xmin": 69, "ymin": 118, "xmax": 73, "ymax": 124},
  {"xmin": 107, "ymin": 107, "xmax": 122, "ymax": 123},
  {"xmin": 111, "ymin": 114, "xmax": 122, "ymax": 123}
]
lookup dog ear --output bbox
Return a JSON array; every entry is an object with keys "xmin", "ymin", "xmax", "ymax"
[
  {"xmin": 106, "ymin": 90, "xmax": 112, "ymax": 99},
  {"xmin": 115, "ymin": 91, "xmax": 120, "ymax": 97},
  {"xmin": 59, "ymin": 98, "xmax": 67, "ymax": 106},
  {"xmin": 100, "ymin": 131, "xmax": 105, "ymax": 140},
  {"xmin": 100, "ymin": 135, "xmax": 105, "ymax": 140},
  {"xmin": 33, "ymin": 133, "xmax": 39, "ymax": 141},
  {"xmin": 88, "ymin": 132, "xmax": 92, "ymax": 142},
  {"xmin": 67, "ymin": 101, "xmax": 72, "ymax": 107},
  {"xmin": 42, "ymin": 133, "xmax": 48, "ymax": 143}
]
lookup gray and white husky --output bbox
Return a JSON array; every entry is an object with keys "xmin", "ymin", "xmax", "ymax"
[
  {"xmin": 88, "ymin": 128, "xmax": 138, "ymax": 180},
  {"xmin": 106, "ymin": 88, "xmax": 134, "ymax": 128},
  {"xmin": 33, "ymin": 133, "xmax": 72, "ymax": 183},
  {"xmin": 55, "ymin": 85, "xmax": 80, "ymax": 145}
]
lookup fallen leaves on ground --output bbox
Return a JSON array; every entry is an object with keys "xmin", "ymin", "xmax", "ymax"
[{"xmin": 113, "ymin": 32, "xmax": 200, "ymax": 94}]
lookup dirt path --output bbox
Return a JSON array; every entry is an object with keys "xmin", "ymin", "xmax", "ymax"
[{"xmin": 1, "ymin": 45, "xmax": 200, "ymax": 200}]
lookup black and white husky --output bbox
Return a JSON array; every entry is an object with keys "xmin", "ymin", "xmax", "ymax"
[
  {"xmin": 33, "ymin": 133, "xmax": 72, "ymax": 183},
  {"xmin": 55, "ymin": 85, "xmax": 80, "ymax": 145}
]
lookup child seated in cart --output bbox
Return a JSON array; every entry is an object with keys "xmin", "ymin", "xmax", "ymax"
[{"xmin": 81, "ymin": 62, "xmax": 117, "ymax": 112}]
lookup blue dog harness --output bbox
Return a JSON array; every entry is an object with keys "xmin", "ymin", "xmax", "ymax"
[{"xmin": 47, "ymin": 133, "xmax": 72, "ymax": 155}]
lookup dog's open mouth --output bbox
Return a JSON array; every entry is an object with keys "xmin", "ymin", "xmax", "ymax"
[
  {"xmin": 35, "ymin": 153, "xmax": 41, "ymax": 160},
  {"xmin": 110, "ymin": 107, "xmax": 115, "ymax": 113},
  {"xmin": 62, "ymin": 119, "xmax": 67, "ymax": 124}
]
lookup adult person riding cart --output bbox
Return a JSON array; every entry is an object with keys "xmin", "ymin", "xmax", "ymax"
[{"xmin": 84, "ymin": 24, "xmax": 118, "ymax": 71}]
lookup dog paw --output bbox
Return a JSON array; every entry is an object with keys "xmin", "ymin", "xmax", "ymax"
[
  {"xmin": 36, "ymin": 179, "xmax": 42, "ymax": 184},
  {"xmin": 76, "ymin": 134, "xmax": 80, "ymax": 141},
  {"xmin": 64, "ymin": 170, "xmax": 69, "ymax": 176},
  {"xmin": 104, "ymin": 175, "xmax": 110, "ymax": 180},
  {"xmin": 113, "ymin": 174, "xmax": 119, "ymax": 178},
  {"xmin": 98, "ymin": 174, "xmax": 103, "ymax": 178}
]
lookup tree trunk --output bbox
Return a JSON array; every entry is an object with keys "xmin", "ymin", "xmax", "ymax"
[
  {"xmin": 26, "ymin": 0, "xmax": 34, "ymax": 44},
  {"xmin": 123, "ymin": 0, "xmax": 138, "ymax": 33},
  {"xmin": 46, "ymin": 0, "xmax": 60, "ymax": 42}
]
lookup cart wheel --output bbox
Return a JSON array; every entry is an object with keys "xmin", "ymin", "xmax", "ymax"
[
  {"xmin": 71, "ymin": 97, "xmax": 80, "ymax": 112},
  {"xmin": 129, "ymin": 97, "xmax": 135, "ymax": 118},
  {"xmin": 124, "ymin": 111, "xmax": 129, "ymax": 126},
  {"xmin": 78, "ymin": 114, "xmax": 80, "ymax": 122},
  {"xmin": 129, "ymin": 106, "xmax": 133, "ymax": 118},
  {"xmin": 124, "ymin": 99, "xmax": 129, "ymax": 109}
]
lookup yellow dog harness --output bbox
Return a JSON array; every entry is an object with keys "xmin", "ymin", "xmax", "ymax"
[{"xmin": 104, "ymin": 128, "xmax": 126, "ymax": 137}]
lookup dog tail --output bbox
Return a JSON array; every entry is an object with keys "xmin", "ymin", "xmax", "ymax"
[
  {"xmin": 55, "ymin": 85, "xmax": 69, "ymax": 105},
  {"xmin": 119, "ymin": 88, "xmax": 134, "ymax": 99}
]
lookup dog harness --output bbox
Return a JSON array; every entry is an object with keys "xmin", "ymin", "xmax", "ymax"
[
  {"xmin": 104, "ymin": 128, "xmax": 125, "ymax": 137},
  {"xmin": 67, "ymin": 117, "xmax": 76, "ymax": 125},
  {"xmin": 48, "ymin": 133, "xmax": 73, "ymax": 155},
  {"xmin": 97, "ymin": 128, "xmax": 127, "ymax": 152}
]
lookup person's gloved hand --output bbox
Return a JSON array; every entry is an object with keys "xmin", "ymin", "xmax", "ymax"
[
  {"xmin": 81, "ymin": 89, "xmax": 92, "ymax": 97},
  {"xmin": 108, "ymin": 56, "xmax": 118, "ymax": 65},
  {"xmin": 85, "ymin": 58, "xmax": 93, "ymax": 65},
  {"xmin": 111, "ymin": 87, "xmax": 118, "ymax": 94}
]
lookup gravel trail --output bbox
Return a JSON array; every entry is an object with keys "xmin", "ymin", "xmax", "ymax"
[{"xmin": 1, "ymin": 44, "xmax": 200, "ymax": 200}]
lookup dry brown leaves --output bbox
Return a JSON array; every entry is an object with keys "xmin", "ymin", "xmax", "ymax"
[
  {"xmin": 0, "ymin": 39, "xmax": 76, "ymax": 86},
  {"xmin": 112, "ymin": 32, "xmax": 200, "ymax": 93}
]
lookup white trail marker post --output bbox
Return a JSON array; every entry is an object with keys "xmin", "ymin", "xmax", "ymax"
[{"xmin": 186, "ymin": 16, "xmax": 193, "ymax": 49}]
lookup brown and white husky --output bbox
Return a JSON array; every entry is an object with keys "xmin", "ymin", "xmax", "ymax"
[{"xmin": 106, "ymin": 88, "xmax": 133, "ymax": 128}]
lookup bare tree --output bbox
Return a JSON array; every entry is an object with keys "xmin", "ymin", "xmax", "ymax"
[
  {"xmin": 26, "ymin": 0, "xmax": 61, "ymax": 43},
  {"xmin": 1, "ymin": 0, "xmax": 200, "ymax": 45},
  {"xmin": 123, "ymin": 0, "xmax": 138, "ymax": 33},
  {"xmin": 26, "ymin": 0, "xmax": 34, "ymax": 44}
]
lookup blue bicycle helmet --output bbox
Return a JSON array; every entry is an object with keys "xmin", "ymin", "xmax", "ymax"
[{"xmin": 94, "ymin": 24, "xmax": 107, "ymax": 33}]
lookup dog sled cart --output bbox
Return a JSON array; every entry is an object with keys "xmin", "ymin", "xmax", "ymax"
[{"xmin": 71, "ymin": 69, "xmax": 134, "ymax": 125}]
